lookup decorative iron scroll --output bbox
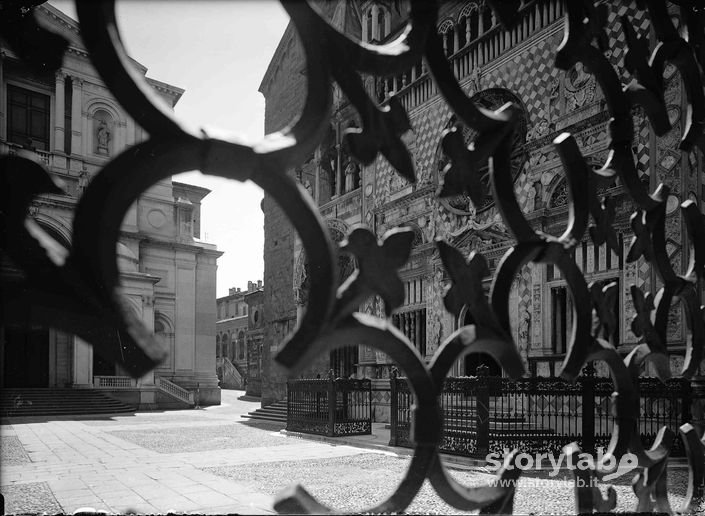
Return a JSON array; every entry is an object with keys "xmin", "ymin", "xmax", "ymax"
[{"xmin": 1, "ymin": 0, "xmax": 705, "ymax": 514}]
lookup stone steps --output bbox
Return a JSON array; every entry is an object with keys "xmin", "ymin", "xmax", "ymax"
[
  {"xmin": 242, "ymin": 400, "xmax": 287, "ymax": 423},
  {"xmin": 1, "ymin": 388, "xmax": 136, "ymax": 417}
]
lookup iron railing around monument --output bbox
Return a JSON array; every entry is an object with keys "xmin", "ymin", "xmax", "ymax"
[
  {"xmin": 391, "ymin": 370, "xmax": 698, "ymax": 458},
  {"xmin": 3, "ymin": 0, "xmax": 705, "ymax": 514},
  {"xmin": 287, "ymin": 373, "xmax": 372, "ymax": 437}
]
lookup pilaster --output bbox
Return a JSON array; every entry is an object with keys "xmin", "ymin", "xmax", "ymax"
[
  {"xmin": 70, "ymin": 76, "xmax": 83, "ymax": 157},
  {"xmin": 72, "ymin": 336, "xmax": 93, "ymax": 387},
  {"xmin": 54, "ymin": 71, "xmax": 65, "ymax": 153},
  {"xmin": 531, "ymin": 263, "xmax": 544, "ymax": 350},
  {"xmin": 0, "ymin": 51, "xmax": 5, "ymax": 140}
]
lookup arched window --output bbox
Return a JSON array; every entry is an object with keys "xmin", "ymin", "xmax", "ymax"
[
  {"xmin": 457, "ymin": 16, "xmax": 467, "ymax": 48},
  {"xmin": 549, "ymin": 178, "xmax": 568, "ymax": 209},
  {"xmin": 470, "ymin": 9, "xmax": 480, "ymax": 40},
  {"xmin": 378, "ymin": 9, "xmax": 386, "ymax": 40},
  {"xmin": 366, "ymin": 10, "xmax": 373, "ymax": 42},
  {"xmin": 238, "ymin": 331, "xmax": 245, "ymax": 360},
  {"xmin": 438, "ymin": 20, "xmax": 455, "ymax": 56},
  {"xmin": 364, "ymin": 5, "xmax": 390, "ymax": 42}
]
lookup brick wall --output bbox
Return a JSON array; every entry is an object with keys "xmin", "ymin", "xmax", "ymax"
[{"xmin": 260, "ymin": 25, "xmax": 308, "ymax": 405}]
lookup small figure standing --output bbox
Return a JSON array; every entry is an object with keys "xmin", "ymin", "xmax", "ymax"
[
  {"xmin": 96, "ymin": 120, "xmax": 111, "ymax": 155},
  {"xmin": 344, "ymin": 157, "xmax": 359, "ymax": 193}
]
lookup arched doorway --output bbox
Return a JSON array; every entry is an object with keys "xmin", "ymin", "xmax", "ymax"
[
  {"xmin": 460, "ymin": 306, "xmax": 502, "ymax": 377},
  {"xmin": 1, "ymin": 221, "xmax": 71, "ymax": 387},
  {"xmin": 2, "ymin": 326, "xmax": 50, "ymax": 387}
]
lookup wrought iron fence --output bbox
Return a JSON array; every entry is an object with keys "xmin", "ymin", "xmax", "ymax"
[
  {"xmin": 391, "ymin": 369, "xmax": 697, "ymax": 458},
  {"xmin": 287, "ymin": 373, "xmax": 372, "ymax": 437},
  {"xmin": 2, "ymin": 0, "xmax": 705, "ymax": 514}
]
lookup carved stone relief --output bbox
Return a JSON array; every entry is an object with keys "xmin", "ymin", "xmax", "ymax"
[{"xmin": 564, "ymin": 62, "xmax": 596, "ymax": 112}]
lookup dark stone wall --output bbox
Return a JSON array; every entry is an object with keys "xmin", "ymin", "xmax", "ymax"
[{"xmin": 260, "ymin": 25, "xmax": 307, "ymax": 405}]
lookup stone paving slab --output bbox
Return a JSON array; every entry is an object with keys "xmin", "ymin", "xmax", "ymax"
[{"xmin": 0, "ymin": 391, "xmax": 373, "ymax": 514}]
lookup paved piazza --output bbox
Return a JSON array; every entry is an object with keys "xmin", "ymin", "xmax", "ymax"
[
  {"xmin": 0, "ymin": 391, "xmax": 376, "ymax": 514},
  {"xmin": 1, "ymin": 391, "xmax": 699, "ymax": 515}
]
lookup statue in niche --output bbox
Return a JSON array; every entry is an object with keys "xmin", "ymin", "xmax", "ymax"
[
  {"xmin": 525, "ymin": 182, "xmax": 537, "ymax": 213},
  {"xmin": 344, "ymin": 157, "xmax": 359, "ymax": 193},
  {"xmin": 96, "ymin": 120, "xmax": 111, "ymax": 155},
  {"xmin": 77, "ymin": 169, "xmax": 90, "ymax": 194}
]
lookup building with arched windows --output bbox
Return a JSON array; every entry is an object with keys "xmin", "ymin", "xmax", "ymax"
[
  {"xmin": 215, "ymin": 281, "xmax": 262, "ymax": 389},
  {"xmin": 0, "ymin": 4, "xmax": 222, "ymax": 408},
  {"xmin": 259, "ymin": 0, "xmax": 705, "ymax": 411}
]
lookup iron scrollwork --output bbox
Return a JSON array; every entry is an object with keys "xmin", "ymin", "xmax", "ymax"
[{"xmin": 1, "ymin": 0, "xmax": 705, "ymax": 514}]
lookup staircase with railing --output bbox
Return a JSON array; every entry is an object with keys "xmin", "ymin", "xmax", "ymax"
[
  {"xmin": 218, "ymin": 356, "xmax": 244, "ymax": 389},
  {"xmin": 155, "ymin": 376, "xmax": 194, "ymax": 406}
]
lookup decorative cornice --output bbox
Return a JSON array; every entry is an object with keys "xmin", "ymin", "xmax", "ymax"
[
  {"xmin": 525, "ymin": 110, "xmax": 610, "ymax": 152},
  {"xmin": 38, "ymin": 4, "xmax": 81, "ymax": 37},
  {"xmin": 374, "ymin": 184, "xmax": 436, "ymax": 213}
]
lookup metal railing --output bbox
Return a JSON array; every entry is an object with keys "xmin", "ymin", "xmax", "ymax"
[
  {"xmin": 155, "ymin": 376, "xmax": 194, "ymax": 406},
  {"xmin": 1, "ymin": 1, "xmax": 705, "ymax": 514},
  {"xmin": 287, "ymin": 372, "xmax": 372, "ymax": 437},
  {"xmin": 93, "ymin": 375, "xmax": 138, "ymax": 389},
  {"xmin": 391, "ymin": 368, "xmax": 699, "ymax": 458}
]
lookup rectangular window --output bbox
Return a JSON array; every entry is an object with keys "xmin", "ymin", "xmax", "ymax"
[
  {"xmin": 8, "ymin": 85, "xmax": 50, "ymax": 151},
  {"xmin": 392, "ymin": 308, "xmax": 427, "ymax": 357},
  {"xmin": 593, "ymin": 242, "xmax": 600, "ymax": 271},
  {"xmin": 595, "ymin": 277, "xmax": 620, "ymax": 345},
  {"xmin": 606, "ymin": 243, "xmax": 612, "ymax": 270},
  {"xmin": 551, "ymin": 286, "xmax": 570, "ymax": 355}
]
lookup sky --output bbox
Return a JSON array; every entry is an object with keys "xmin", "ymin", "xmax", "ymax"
[{"xmin": 49, "ymin": 0, "xmax": 290, "ymax": 297}]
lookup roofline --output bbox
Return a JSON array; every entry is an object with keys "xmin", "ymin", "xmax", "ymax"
[
  {"xmin": 172, "ymin": 181, "xmax": 211, "ymax": 200},
  {"xmin": 258, "ymin": 21, "xmax": 295, "ymax": 96},
  {"xmin": 146, "ymin": 77, "xmax": 185, "ymax": 106},
  {"xmin": 41, "ymin": 4, "xmax": 184, "ymax": 105}
]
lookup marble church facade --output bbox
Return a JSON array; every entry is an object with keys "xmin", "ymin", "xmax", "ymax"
[
  {"xmin": 259, "ymin": 0, "xmax": 703, "ymax": 408},
  {"xmin": 0, "ymin": 4, "xmax": 222, "ymax": 408}
]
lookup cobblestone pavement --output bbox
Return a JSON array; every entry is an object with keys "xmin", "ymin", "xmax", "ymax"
[
  {"xmin": 1, "ymin": 391, "xmax": 700, "ymax": 515},
  {"xmin": 205, "ymin": 451, "xmax": 699, "ymax": 515}
]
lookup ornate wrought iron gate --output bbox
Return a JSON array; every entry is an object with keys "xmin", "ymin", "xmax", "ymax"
[
  {"xmin": 391, "ymin": 372, "xmax": 699, "ymax": 458},
  {"xmin": 287, "ymin": 373, "xmax": 372, "ymax": 437},
  {"xmin": 1, "ymin": 0, "xmax": 705, "ymax": 514}
]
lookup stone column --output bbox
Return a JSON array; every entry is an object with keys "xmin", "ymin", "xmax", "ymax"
[
  {"xmin": 314, "ymin": 146, "xmax": 321, "ymax": 205},
  {"xmin": 73, "ymin": 336, "xmax": 93, "ymax": 387},
  {"xmin": 415, "ymin": 311, "xmax": 422, "ymax": 353},
  {"xmin": 54, "ymin": 72, "xmax": 65, "ymax": 153},
  {"xmin": 531, "ymin": 264, "xmax": 544, "ymax": 351},
  {"xmin": 0, "ymin": 51, "xmax": 5, "ymax": 140},
  {"xmin": 371, "ymin": 4, "xmax": 379, "ymax": 41},
  {"xmin": 335, "ymin": 141, "xmax": 342, "ymax": 197},
  {"xmin": 70, "ymin": 76, "xmax": 83, "ymax": 156}
]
